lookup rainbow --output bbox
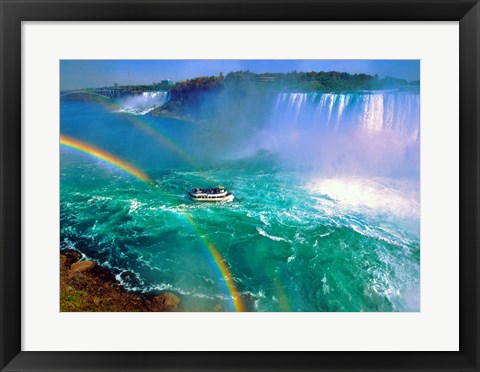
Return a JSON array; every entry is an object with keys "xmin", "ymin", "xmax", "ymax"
[
  {"xmin": 273, "ymin": 274, "xmax": 291, "ymax": 312},
  {"xmin": 111, "ymin": 107, "xmax": 223, "ymax": 185},
  {"xmin": 183, "ymin": 214, "xmax": 245, "ymax": 312},
  {"xmin": 60, "ymin": 135, "xmax": 245, "ymax": 311},
  {"xmin": 116, "ymin": 115, "xmax": 244, "ymax": 310},
  {"xmin": 120, "ymin": 115, "xmax": 223, "ymax": 186},
  {"xmin": 60, "ymin": 135, "xmax": 153, "ymax": 184},
  {"xmin": 120, "ymin": 114, "xmax": 237, "ymax": 273},
  {"xmin": 122, "ymin": 115, "xmax": 199, "ymax": 167}
]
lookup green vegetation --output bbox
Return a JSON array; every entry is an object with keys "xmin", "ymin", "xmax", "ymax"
[
  {"xmin": 173, "ymin": 75, "xmax": 224, "ymax": 92},
  {"xmin": 167, "ymin": 70, "xmax": 417, "ymax": 93},
  {"xmin": 151, "ymin": 75, "xmax": 224, "ymax": 120}
]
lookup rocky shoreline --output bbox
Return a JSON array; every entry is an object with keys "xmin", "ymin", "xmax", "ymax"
[{"xmin": 60, "ymin": 251, "xmax": 181, "ymax": 312}]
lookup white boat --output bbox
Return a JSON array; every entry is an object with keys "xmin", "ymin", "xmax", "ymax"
[{"xmin": 189, "ymin": 185, "xmax": 234, "ymax": 202}]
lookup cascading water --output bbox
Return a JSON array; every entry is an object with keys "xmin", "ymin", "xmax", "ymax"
[
  {"xmin": 259, "ymin": 91, "xmax": 420, "ymax": 177},
  {"xmin": 60, "ymin": 87, "xmax": 421, "ymax": 312},
  {"xmin": 118, "ymin": 91, "xmax": 170, "ymax": 115},
  {"xmin": 270, "ymin": 92, "xmax": 419, "ymax": 137}
]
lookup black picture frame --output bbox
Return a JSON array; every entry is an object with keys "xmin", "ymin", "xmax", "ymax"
[{"xmin": 1, "ymin": 0, "xmax": 479, "ymax": 371}]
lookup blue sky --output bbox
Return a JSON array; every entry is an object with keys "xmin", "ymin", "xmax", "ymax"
[{"xmin": 60, "ymin": 60, "xmax": 420, "ymax": 90}]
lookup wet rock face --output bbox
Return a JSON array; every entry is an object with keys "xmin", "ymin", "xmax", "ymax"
[
  {"xmin": 61, "ymin": 253, "xmax": 182, "ymax": 312},
  {"xmin": 119, "ymin": 271, "xmax": 142, "ymax": 287},
  {"xmin": 69, "ymin": 260, "xmax": 96, "ymax": 275},
  {"xmin": 63, "ymin": 251, "xmax": 83, "ymax": 266},
  {"xmin": 120, "ymin": 271, "xmax": 136, "ymax": 281}
]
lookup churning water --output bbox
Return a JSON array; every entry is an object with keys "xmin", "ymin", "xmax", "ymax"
[{"xmin": 60, "ymin": 90, "xmax": 420, "ymax": 312}]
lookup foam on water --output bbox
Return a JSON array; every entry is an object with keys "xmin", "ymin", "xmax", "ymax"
[
  {"xmin": 256, "ymin": 227, "xmax": 289, "ymax": 242},
  {"xmin": 306, "ymin": 177, "xmax": 420, "ymax": 219},
  {"xmin": 60, "ymin": 166, "xmax": 420, "ymax": 311},
  {"xmin": 60, "ymin": 97, "xmax": 420, "ymax": 312}
]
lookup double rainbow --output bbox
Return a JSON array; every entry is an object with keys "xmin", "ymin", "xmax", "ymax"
[{"xmin": 60, "ymin": 135, "xmax": 245, "ymax": 311}]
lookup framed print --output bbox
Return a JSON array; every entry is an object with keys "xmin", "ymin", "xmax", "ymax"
[
  {"xmin": 57, "ymin": 59, "xmax": 421, "ymax": 314},
  {"xmin": 1, "ymin": 0, "xmax": 479, "ymax": 371}
]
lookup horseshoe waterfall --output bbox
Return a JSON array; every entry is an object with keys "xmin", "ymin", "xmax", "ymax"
[{"xmin": 259, "ymin": 92, "xmax": 420, "ymax": 178}]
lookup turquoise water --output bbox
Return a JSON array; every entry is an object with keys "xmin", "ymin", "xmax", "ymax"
[{"xmin": 60, "ymin": 95, "xmax": 420, "ymax": 312}]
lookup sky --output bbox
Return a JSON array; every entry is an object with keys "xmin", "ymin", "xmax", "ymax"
[{"xmin": 60, "ymin": 60, "xmax": 420, "ymax": 90}]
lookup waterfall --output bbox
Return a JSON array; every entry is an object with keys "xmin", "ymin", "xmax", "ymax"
[
  {"xmin": 260, "ymin": 92, "xmax": 420, "ymax": 177},
  {"xmin": 270, "ymin": 92, "xmax": 419, "ymax": 139},
  {"xmin": 119, "ymin": 91, "xmax": 170, "ymax": 115}
]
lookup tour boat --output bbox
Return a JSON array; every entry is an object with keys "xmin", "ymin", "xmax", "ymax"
[{"xmin": 189, "ymin": 185, "xmax": 234, "ymax": 202}]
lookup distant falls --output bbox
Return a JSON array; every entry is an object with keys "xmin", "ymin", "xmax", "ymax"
[{"xmin": 119, "ymin": 91, "xmax": 170, "ymax": 115}]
